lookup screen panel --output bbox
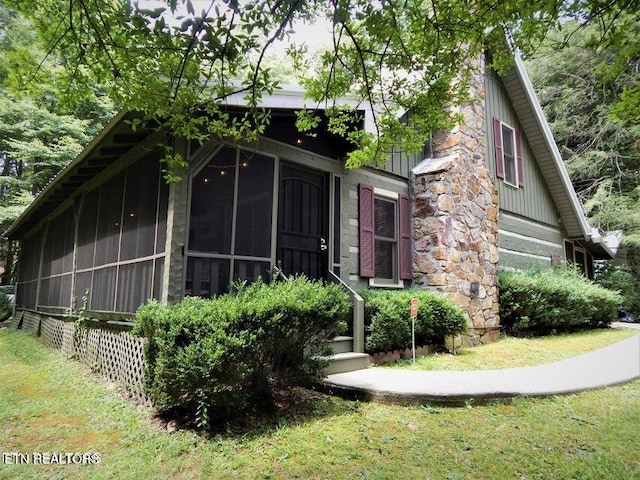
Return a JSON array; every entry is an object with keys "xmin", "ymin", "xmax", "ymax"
[
  {"xmin": 234, "ymin": 152, "xmax": 274, "ymax": 257},
  {"xmin": 74, "ymin": 271, "xmax": 93, "ymax": 310},
  {"xmin": 185, "ymin": 257, "xmax": 230, "ymax": 298},
  {"xmin": 116, "ymin": 261, "xmax": 153, "ymax": 312},
  {"xmin": 188, "ymin": 147, "xmax": 236, "ymax": 254},
  {"xmin": 94, "ymin": 173, "xmax": 125, "ymax": 266},
  {"xmin": 120, "ymin": 158, "xmax": 160, "ymax": 261},
  {"xmin": 90, "ymin": 267, "xmax": 117, "ymax": 311},
  {"xmin": 77, "ymin": 188, "xmax": 100, "ymax": 270}
]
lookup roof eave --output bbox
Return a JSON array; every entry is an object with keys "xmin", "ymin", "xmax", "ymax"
[
  {"xmin": 510, "ymin": 54, "xmax": 595, "ymax": 241},
  {"xmin": 4, "ymin": 110, "xmax": 130, "ymax": 239}
]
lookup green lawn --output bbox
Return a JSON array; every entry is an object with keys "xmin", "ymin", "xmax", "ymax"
[
  {"xmin": 1, "ymin": 328, "xmax": 639, "ymax": 480},
  {"xmin": 386, "ymin": 328, "xmax": 638, "ymax": 371}
]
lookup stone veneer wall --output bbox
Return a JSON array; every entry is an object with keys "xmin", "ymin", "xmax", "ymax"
[{"xmin": 411, "ymin": 56, "xmax": 500, "ymax": 345}]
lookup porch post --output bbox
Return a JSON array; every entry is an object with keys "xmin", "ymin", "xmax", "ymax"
[{"xmin": 161, "ymin": 138, "xmax": 190, "ymax": 304}]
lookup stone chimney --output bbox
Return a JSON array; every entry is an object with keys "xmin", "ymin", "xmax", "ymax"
[{"xmin": 411, "ymin": 56, "xmax": 500, "ymax": 345}]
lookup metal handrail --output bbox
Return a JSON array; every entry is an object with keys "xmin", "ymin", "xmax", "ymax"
[
  {"xmin": 327, "ymin": 270, "xmax": 365, "ymax": 353},
  {"xmin": 271, "ymin": 265, "xmax": 289, "ymax": 282}
]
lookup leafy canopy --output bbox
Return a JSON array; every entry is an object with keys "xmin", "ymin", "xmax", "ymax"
[
  {"xmin": 7, "ymin": 0, "xmax": 638, "ymax": 175},
  {"xmin": 525, "ymin": 15, "xmax": 640, "ymax": 276},
  {"xmin": 0, "ymin": 5, "xmax": 116, "ymax": 283}
]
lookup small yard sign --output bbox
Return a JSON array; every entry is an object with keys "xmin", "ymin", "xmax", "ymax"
[{"xmin": 410, "ymin": 297, "xmax": 419, "ymax": 318}]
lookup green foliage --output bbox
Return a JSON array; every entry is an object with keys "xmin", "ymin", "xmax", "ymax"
[
  {"xmin": 6, "ymin": 0, "xmax": 636, "ymax": 175},
  {"xmin": 595, "ymin": 263, "xmax": 640, "ymax": 316},
  {"xmin": 360, "ymin": 289, "xmax": 467, "ymax": 353},
  {"xmin": 499, "ymin": 267, "xmax": 622, "ymax": 335},
  {"xmin": 133, "ymin": 276, "xmax": 349, "ymax": 425},
  {"xmin": 0, "ymin": 5, "xmax": 115, "ymax": 283},
  {"xmin": 0, "ymin": 94, "xmax": 92, "ymax": 191},
  {"xmin": 0, "ymin": 291, "xmax": 11, "ymax": 322},
  {"xmin": 526, "ymin": 17, "xmax": 640, "ymax": 283}
]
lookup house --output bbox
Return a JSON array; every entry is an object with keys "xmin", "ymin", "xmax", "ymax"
[{"xmin": 5, "ymin": 52, "xmax": 615, "ymax": 372}]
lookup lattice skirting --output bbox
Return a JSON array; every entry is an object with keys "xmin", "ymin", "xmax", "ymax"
[
  {"xmin": 10, "ymin": 310, "xmax": 149, "ymax": 405},
  {"xmin": 22, "ymin": 311, "xmax": 41, "ymax": 336},
  {"xmin": 10, "ymin": 310, "xmax": 23, "ymax": 329}
]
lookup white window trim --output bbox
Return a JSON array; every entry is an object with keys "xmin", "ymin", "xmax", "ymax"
[
  {"xmin": 574, "ymin": 246, "xmax": 587, "ymax": 265},
  {"xmin": 500, "ymin": 121, "xmax": 519, "ymax": 189},
  {"xmin": 369, "ymin": 277, "xmax": 405, "ymax": 288},
  {"xmin": 368, "ymin": 187, "xmax": 404, "ymax": 289}
]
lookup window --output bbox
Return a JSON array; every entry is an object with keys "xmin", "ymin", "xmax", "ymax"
[
  {"xmin": 564, "ymin": 240, "xmax": 575, "ymax": 265},
  {"xmin": 574, "ymin": 247, "xmax": 587, "ymax": 275},
  {"xmin": 374, "ymin": 197, "xmax": 397, "ymax": 280},
  {"xmin": 359, "ymin": 184, "xmax": 411, "ymax": 285},
  {"xmin": 564, "ymin": 239, "xmax": 594, "ymax": 279},
  {"xmin": 493, "ymin": 117, "xmax": 524, "ymax": 187}
]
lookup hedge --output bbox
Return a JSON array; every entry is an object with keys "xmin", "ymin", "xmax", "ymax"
[
  {"xmin": 595, "ymin": 263, "xmax": 640, "ymax": 317},
  {"xmin": 359, "ymin": 289, "xmax": 467, "ymax": 353},
  {"xmin": 133, "ymin": 276, "xmax": 349, "ymax": 427},
  {"xmin": 499, "ymin": 267, "xmax": 622, "ymax": 335}
]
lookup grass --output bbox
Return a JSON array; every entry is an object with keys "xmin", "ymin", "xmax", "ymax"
[
  {"xmin": 386, "ymin": 327, "xmax": 638, "ymax": 371},
  {"xmin": 1, "ymin": 327, "xmax": 639, "ymax": 480}
]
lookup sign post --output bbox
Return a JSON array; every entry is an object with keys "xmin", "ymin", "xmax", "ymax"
[{"xmin": 410, "ymin": 297, "xmax": 418, "ymax": 363}]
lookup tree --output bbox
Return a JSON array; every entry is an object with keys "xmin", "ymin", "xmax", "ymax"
[
  {"xmin": 526, "ymin": 18, "xmax": 640, "ymax": 202},
  {"xmin": 526, "ymin": 16, "xmax": 640, "ymax": 295},
  {"xmin": 0, "ymin": 5, "xmax": 116, "ymax": 283},
  {"xmin": 7, "ymin": 0, "xmax": 639, "ymax": 177}
]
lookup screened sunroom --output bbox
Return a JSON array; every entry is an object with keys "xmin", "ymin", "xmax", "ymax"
[
  {"xmin": 7, "ymin": 86, "xmax": 416, "ymax": 317},
  {"xmin": 7, "ymin": 105, "xmax": 363, "ymax": 315},
  {"xmin": 4, "ymin": 110, "xmax": 164, "ymax": 314}
]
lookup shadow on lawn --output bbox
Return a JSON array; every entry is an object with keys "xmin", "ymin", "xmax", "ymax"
[{"xmin": 154, "ymin": 386, "xmax": 353, "ymax": 440}]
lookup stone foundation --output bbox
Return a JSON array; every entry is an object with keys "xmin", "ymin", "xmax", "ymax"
[{"xmin": 411, "ymin": 56, "xmax": 500, "ymax": 344}]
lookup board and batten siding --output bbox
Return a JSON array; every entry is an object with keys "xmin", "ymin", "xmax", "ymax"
[
  {"xmin": 374, "ymin": 111, "xmax": 425, "ymax": 179},
  {"xmin": 376, "ymin": 147, "xmax": 423, "ymax": 179},
  {"xmin": 485, "ymin": 69, "xmax": 559, "ymax": 228}
]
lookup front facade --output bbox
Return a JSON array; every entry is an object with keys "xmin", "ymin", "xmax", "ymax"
[{"xmin": 7, "ymin": 54, "xmax": 614, "ymax": 351}]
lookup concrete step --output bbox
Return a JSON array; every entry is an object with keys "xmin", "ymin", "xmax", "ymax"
[
  {"xmin": 325, "ymin": 352, "xmax": 371, "ymax": 375},
  {"xmin": 331, "ymin": 336, "xmax": 354, "ymax": 354}
]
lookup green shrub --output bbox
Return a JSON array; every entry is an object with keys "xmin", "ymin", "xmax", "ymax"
[
  {"xmin": 133, "ymin": 276, "xmax": 349, "ymax": 426},
  {"xmin": 499, "ymin": 266, "xmax": 622, "ymax": 335},
  {"xmin": 595, "ymin": 263, "xmax": 640, "ymax": 316},
  {"xmin": 233, "ymin": 277, "xmax": 349, "ymax": 385},
  {"xmin": 360, "ymin": 289, "xmax": 467, "ymax": 353},
  {"xmin": 0, "ymin": 292, "xmax": 11, "ymax": 322}
]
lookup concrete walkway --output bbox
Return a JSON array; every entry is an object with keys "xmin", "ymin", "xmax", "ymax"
[{"xmin": 321, "ymin": 324, "xmax": 640, "ymax": 406}]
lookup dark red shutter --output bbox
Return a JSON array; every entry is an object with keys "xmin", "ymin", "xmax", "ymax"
[
  {"xmin": 398, "ymin": 193, "xmax": 412, "ymax": 280},
  {"xmin": 493, "ymin": 117, "xmax": 505, "ymax": 179},
  {"xmin": 359, "ymin": 184, "xmax": 375, "ymax": 278},
  {"xmin": 515, "ymin": 129, "xmax": 524, "ymax": 187}
]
